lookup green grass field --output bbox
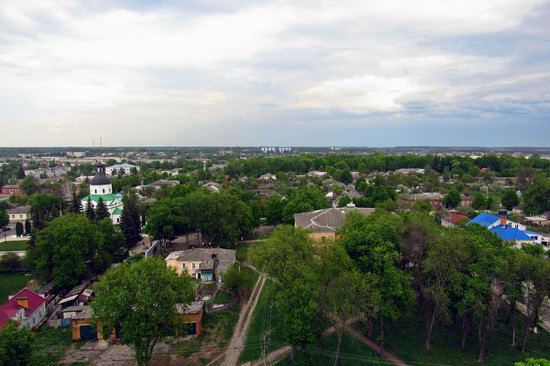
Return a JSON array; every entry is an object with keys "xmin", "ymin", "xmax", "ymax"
[
  {"xmin": 0, "ymin": 240, "xmax": 29, "ymax": 251},
  {"xmin": 0, "ymin": 272, "xmax": 29, "ymax": 302},
  {"xmin": 213, "ymin": 291, "xmax": 232, "ymax": 304},
  {"xmin": 276, "ymin": 333, "xmax": 387, "ymax": 366},
  {"xmin": 236, "ymin": 242, "xmax": 250, "ymax": 262},
  {"xmin": 29, "ymin": 327, "xmax": 73, "ymax": 366},
  {"xmin": 355, "ymin": 308, "xmax": 550, "ymax": 366},
  {"xmin": 239, "ymin": 280, "xmax": 288, "ymax": 364}
]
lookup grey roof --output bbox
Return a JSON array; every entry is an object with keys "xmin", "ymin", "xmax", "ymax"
[
  {"xmin": 90, "ymin": 173, "xmax": 110, "ymax": 185},
  {"xmin": 7, "ymin": 205, "xmax": 30, "ymax": 214},
  {"xmin": 166, "ymin": 248, "xmax": 236, "ymax": 263},
  {"xmin": 294, "ymin": 207, "xmax": 375, "ymax": 232},
  {"xmin": 176, "ymin": 301, "xmax": 204, "ymax": 315}
]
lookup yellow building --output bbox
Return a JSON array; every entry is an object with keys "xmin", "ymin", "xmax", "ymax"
[
  {"xmin": 294, "ymin": 205, "xmax": 374, "ymax": 241},
  {"xmin": 165, "ymin": 248, "xmax": 236, "ymax": 282}
]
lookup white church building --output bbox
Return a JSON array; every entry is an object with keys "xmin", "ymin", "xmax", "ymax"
[{"xmin": 82, "ymin": 163, "xmax": 124, "ymax": 224}]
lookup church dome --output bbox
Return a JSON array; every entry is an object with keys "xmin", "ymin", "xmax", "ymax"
[{"xmin": 91, "ymin": 174, "xmax": 110, "ymax": 186}]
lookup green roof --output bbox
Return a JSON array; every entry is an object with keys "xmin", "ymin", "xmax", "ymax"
[
  {"xmin": 83, "ymin": 193, "xmax": 121, "ymax": 202},
  {"xmin": 112, "ymin": 207, "xmax": 123, "ymax": 215}
]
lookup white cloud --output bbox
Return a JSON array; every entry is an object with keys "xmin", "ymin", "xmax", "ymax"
[{"xmin": 0, "ymin": 0, "xmax": 548, "ymax": 146}]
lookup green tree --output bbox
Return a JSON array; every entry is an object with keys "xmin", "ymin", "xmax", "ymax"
[
  {"xmin": 28, "ymin": 214, "xmax": 110, "ymax": 288},
  {"xmin": 501, "ymin": 188, "xmax": 520, "ymax": 210},
  {"xmin": 523, "ymin": 176, "xmax": 550, "ymax": 215},
  {"xmin": 515, "ymin": 358, "xmax": 550, "ymax": 366},
  {"xmin": 92, "ymin": 258, "xmax": 194, "ymax": 366},
  {"xmin": 223, "ymin": 264, "xmax": 255, "ymax": 302},
  {"xmin": 265, "ymin": 194, "xmax": 287, "ymax": 225},
  {"xmin": 15, "ymin": 222, "xmax": 23, "ymax": 237},
  {"xmin": 444, "ymin": 189, "xmax": 461, "ymax": 209},
  {"xmin": 338, "ymin": 195, "xmax": 352, "ymax": 207},
  {"xmin": 95, "ymin": 197, "xmax": 110, "ymax": 222},
  {"xmin": 68, "ymin": 191, "xmax": 83, "ymax": 213},
  {"xmin": 472, "ymin": 192, "xmax": 487, "ymax": 210},
  {"xmin": 120, "ymin": 190, "xmax": 141, "ymax": 248},
  {"xmin": 0, "ymin": 253, "xmax": 22, "ymax": 272},
  {"xmin": 24, "ymin": 219, "xmax": 31, "ymax": 235},
  {"xmin": 20, "ymin": 176, "xmax": 38, "ymax": 196},
  {"xmin": 0, "ymin": 321, "xmax": 33, "ymax": 366},
  {"xmin": 15, "ymin": 166, "xmax": 25, "ymax": 180},
  {"xmin": 85, "ymin": 197, "xmax": 95, "ymax": 222}
]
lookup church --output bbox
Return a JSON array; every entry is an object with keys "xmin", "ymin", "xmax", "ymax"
[{"xmin": 81, "ymin": 163, "xmax": 124, "ymax": 224}]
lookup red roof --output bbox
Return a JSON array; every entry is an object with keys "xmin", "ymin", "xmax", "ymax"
[
  {"xmin": 0, "ymin": 288, "xmax": 46, "ymax": 327},
  {"xmin": 449, "ymin": 213, "xmax": 468, "ymax": 225}
]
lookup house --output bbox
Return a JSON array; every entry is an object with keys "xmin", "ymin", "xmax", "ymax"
[
  {"xmin": 400, "ymin": 193, "xmax": 444, "ymax": 211},
  {"xmin": 523, "ymin": 231, "xmax": 549, "ymax": 248},
  {"xmin": 467, "ymin": 213, "xmax": 526, "ymax": 231},
  {"xmin": 460, "ymin": 195, "xmax": 473, "ymax": 207},
  {"xmin": 6, "ymin": 205, "xmax": 31, "ymax": 224},
  {"xmin": 294, "ymin": 205, "xmax": 375, "ymax": 241},
  {"xmin": 259, "ymin": 173, "xmax": 277, "ymax": 183},
  {"xmin": 165, "ymin": 248, "xmax": 236, "ymax": 282},
  {"xmin": 58, "ymin": 282, "xmax": 94, "ymax": 308},
  {"xmin": 307, "ymin": 170, "xmax": 328, "ymax": 178},
  {"xmin": 0, "ymin": 288, "xmax": 47, "ymax": 329},
  {"xmin": 176, "ymin": 301, "xmax": 205, "ymax": 336},
  {"xmin": 69, "ymin": 306, "xmax": 99, "ymax": 341},
  {"xmin": 151, "ymin": 179, "xmax": 179, "ymax": 188},
  {"xmin": 441, "ymin": 212, "xmax": 469, "ymax": 228},
  {"xmin": 105, "ymin": 163, "xmax": 139, "ymax": 176},
  {"xmin": 202, "ymin": 182, "xmax": 221, "ymax": 193},
  {"xmin": 0, "ymin": 185, "xmax": 22, "ymax": 196},
  {"xmin": 395, "ymin": 168, "xmax": 425, "ymax": 175},
  {"xmin": 488, "ymin": 225, "xmax": 534, "ymax": 246},
  {"xmin": 525, "ymin": 215, "xmax": 550, "ymax": 226}
]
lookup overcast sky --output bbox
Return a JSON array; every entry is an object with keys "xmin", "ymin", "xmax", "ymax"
[{"xmin": 1, "ymin": 0, "xmax": 549, "ymax": 147}]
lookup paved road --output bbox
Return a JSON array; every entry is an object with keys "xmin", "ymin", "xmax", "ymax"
[{"xmin": 223, "ymin": 273, "xmax": 266, "ymax": 366}]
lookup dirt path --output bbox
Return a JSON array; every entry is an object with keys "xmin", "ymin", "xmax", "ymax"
[{"xmin": 223, "ymin": 273, "xmax": 267, "ymax": 366}]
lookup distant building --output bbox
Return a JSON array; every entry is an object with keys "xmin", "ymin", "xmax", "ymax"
[
  {"xmin": 294, "ymin": 205, "xmax": 375, "ymax": 241},
  {"xmin": 307, "ymin": 170, "xmax": 328, "ymax": 178},
  {"xmin": 400, "ymin": 193, "xmax": 444, "ymax": 211},
  {"xmin": 0, "ymin": 185, "xmax": 22, "ymax": 196},
  {"xmin": 6, "ymin": 205, "xmax": 31, "ymax": 224},
  {"xmin": 106, "ymin": 163, "xmax": 139, "ymax": 176},
  {"xmin": 395, "ymin": 168, "xmax": 425, "ymax": 175},
  {"xmin": 259, "ymin": 173, "xmax": 277, "ymax": 183},
  {"xmin": 81, "ymin": 163, "xmax": 123, "ymax": 224},
  {"xmin": 165, "ymin": 248, "xmax": 236, "ymax": 282}
]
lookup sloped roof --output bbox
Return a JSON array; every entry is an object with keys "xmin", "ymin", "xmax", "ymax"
[
  {"xmin": 467, "ymin": 213, "xmax": 500, "ymax": 227},
  {"xmin": 166, "ymin": 248, "xmax": 236, "ymax": 263},
  {"xmin": 490, "ymin": 225, "xmax": 534, "ymax": 241},
  {"xmin": 7, "ymin": 205, "xmax": 30, "ymax": 214},
  {"xmin": 294, "ymin": 207, "xmax": 374, "ymax": 232},
  {"xmin": 0, "ymin": 288, "xmax": 46, "ymax": 327}
]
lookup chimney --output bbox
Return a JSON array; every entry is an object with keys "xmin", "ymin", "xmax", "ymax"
[
  {"xmin": 17, "ymin": 297, "xmax": 29, "ymax": 309},
  {"xmin": 500, "ymin": 218, "xmax": 507, "ymax": 226}
]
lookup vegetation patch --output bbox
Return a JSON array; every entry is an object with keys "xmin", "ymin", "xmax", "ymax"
[
  {"xmin": 0, "ymin": 240, "xmax": 29, "ymax": 251},
  {"xmin": 29, "ymin": 326, "xmax": 73, "ymax": 366},
  {"xmin": 0, "ymin": 272, "xmax": 28, "ymax": 301}
]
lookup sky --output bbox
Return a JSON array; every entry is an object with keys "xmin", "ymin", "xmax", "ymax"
[{"xmin": 1, "ymin": 0, "xmax": 549, "ymax": 147}]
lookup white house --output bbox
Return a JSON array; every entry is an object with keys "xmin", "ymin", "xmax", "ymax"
[
  {"xmin": 7, "ymin": 206, "xmax": 31, "ymax": 224},
  {"xmin": 106, "ymin": 163, "xmax": 139, "ymax": 176}
]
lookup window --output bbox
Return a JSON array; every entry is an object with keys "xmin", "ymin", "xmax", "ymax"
[
  {"xmin": 94, "ymin": 189, "xmax": 97, "ymax": 194},
  {"xmin": 19, "ymin": 215, "xmax": 23, "ymax": 218},
  {"xmin": 181, "ymin": 263, "xmax": 187, "ymax": 269},
  {"xmin": 117, "ymin": 218, "xmax": 120, "ymax": 223},
  {"xmin": 192, "ymin": 263, "xmax": 196, "ymax": 269}
]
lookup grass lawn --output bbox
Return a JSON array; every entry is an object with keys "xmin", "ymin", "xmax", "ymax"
[
  {"xmin": 355, "ymin": 308, "xmax": 550, "ymax": 366},
  {"xmin": 239, "ymin": 280, "xmax": 288, "ymax": 364},
  {"xmin": 29, "ymin": 326, "xmax": 73, "ymax": 366},
  {"xmin": 0, "ymin": 240, "xmax": 29, "ymax": 251},
  {"xmin": 0, "ymin": 272, "xmax": 29, "ymax": 302},
  {"xmin": 213, "ymin": 291, "xmax": 232, "ymax": 305},
  {"xmin": 276, "ymin": 333, "xmax": 387, "ymax": 366},
  {"xmin": 236, "ymin": 242, "xmax": 250, "ymax": 262}
]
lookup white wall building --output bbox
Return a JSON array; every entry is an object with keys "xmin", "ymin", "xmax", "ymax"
[{"xmin": 81, "ymin": 163, "xmax": 124, "ymax": 224}]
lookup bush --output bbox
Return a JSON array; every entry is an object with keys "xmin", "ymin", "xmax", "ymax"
[{"xmin": 0, "ymin": 253, "xmax": 22, "ymax": 272}]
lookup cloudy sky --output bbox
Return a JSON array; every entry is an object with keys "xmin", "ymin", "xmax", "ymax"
[{"xmin": 1, "ymin": 0, "xmax": 549, "ymax": 147}]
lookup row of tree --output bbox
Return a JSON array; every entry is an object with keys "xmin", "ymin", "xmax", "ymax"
[{"xmin": 251, "ymin": 212, "xmax": 550, "ymax": 364}]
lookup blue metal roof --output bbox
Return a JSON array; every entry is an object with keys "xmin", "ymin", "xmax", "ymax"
[
  {"xmin": 490, "ymin": 226, "xmax": 534, "ymax": 241},
  {"xmin": 467, "ymin": 213, "xmax": 500, "ymax": 227}
]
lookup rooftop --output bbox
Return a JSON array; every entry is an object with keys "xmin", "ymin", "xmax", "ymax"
[{"xmin": 294, "ymin": 206, "xmax": 375, "ymax": 232}]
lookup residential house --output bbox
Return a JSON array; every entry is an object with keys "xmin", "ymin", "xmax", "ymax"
[
  {"xmin": 395, "ymin": 168, "xmax": 425, "ymax": 175},
  {"xmin": 460, "ymin": 195, "xmax": 473, "ymax": 207},
  {"xmin": 259, "ymin": 173, "xmax": 277, "ymax": 183},
  {"xmin": 525, "ymin": 213, "xmax": 550, "ymax": 226},
  {"xmin": 400, "ymin": 193, "xmax": 444, "ymax": 211},
  {"xmin": 466, "ymin": 213, "xmax": 544, "ymax": 247},
  {"xmin": 165, "ymin": 248, "xmax": 236, "ymax": 282},
  {"xmin": 106, "ymin": 163, "xmax": 139, "ymax": 176},
  {"xmin": 202, "ymin": 182, "xmax": 221, "ymax": 193},
  {"xmin": 151, "ymin": 179, "xmax": 179, "ymax": 188},
  {"xmin": 58, "ymin": 282, "xmax": 94, "ymax": 308},
  {"xmin": 0, "ymin": 185, "xmax": 22, "ymax": 196},
  {"xmin": 6, "ymin": 205, "xmax": 31, "ymax": 224},
  {"xmin": 307, "ymin": 170, "xmax": 328, "ymax": 178},
  {"xmin": 467, "ymin": 213, "xmax": 526, "ymax": 231},
  {"xmin": 441, "ymin": 212, "xmax": 469, "ymax": 228},
  {"xmin": 294, "ymin": 205, "xmax": 374, "ymax": 241},
  {"xmin": 176, "ymin": 301, "xmax": 205, "ymax": 336},
  {"xmin": 0, "ymin": 288, "xmax": 47, "ymax": 329}
]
